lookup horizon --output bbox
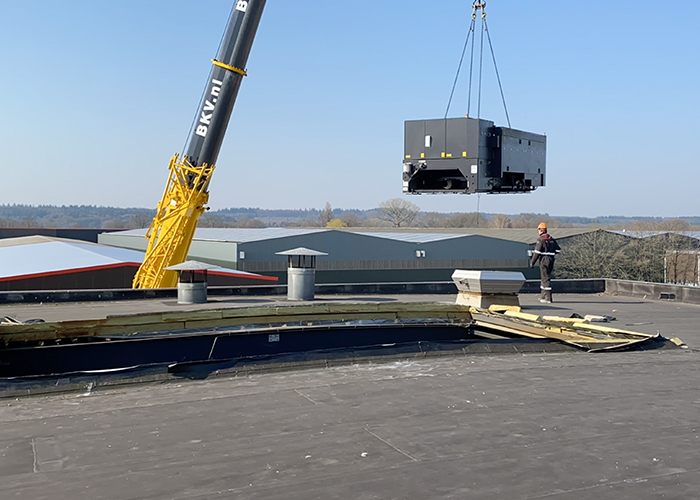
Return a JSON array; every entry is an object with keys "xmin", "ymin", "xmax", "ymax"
[{"xmin": 1, "ymin": 203, "xmax": 699, "ymax": 222}]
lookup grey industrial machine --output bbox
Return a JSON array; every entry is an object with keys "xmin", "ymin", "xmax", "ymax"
[{"xmin": 403, "ymin": 117, "xmax": 546, "ymax": 194}]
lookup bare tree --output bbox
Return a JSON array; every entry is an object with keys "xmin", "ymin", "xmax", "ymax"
[
  {"xmin": 645, "ymin": 232, "xmax": 698, "ymax": 283},
  {"xmin": 511, "ymin": 213, "xmax": 539, "ymax": 229},
  {"xmin": 555, "ymin": 230, "xmax": 631, "ymax": 279},
  {"xmin": 377, "ymin": 198, "xmax": 420, "ymax": 227},
  {"xmin": 417, "ymin": 212, "xmax": 448, "ymax": 228},
  {"xmin": 512, "ymin": 214, "xmax": 567, "ymax": 229},
  {"xmin": 630, "ymin": 219, "xmax": 661, "ymax": 232},
  {"xmin": 625, "ymin": 225, "xmax": 677, "ymax": 282},
  {"xmin": 319, "ymin": 202, "xmax": 334, "ymax": 227},
  {"xmin": 104, "ymin": 220, "xmax": 128, "ymax": 229},
  {"xmin": 235, "ymin": 217, "xmax": 266, "ymax": 228},
  {"xmin": 20, "ymin": 217, "xmax": 40, "ymax": 228},
  {"xmin": 198, "ymin": 215, "xmax": 227, "ymax": 228},
  {"xmin": 489, "ymin": 214, "xmax": 512, "ymax": 228},
  {"xmin": 661, "ymin": 219, "xmax": 691, "ymax": 231},
  {"xmin": 554, "ymin": 230, "xmax": 700, "ymax": 283},
  {"xmin": 340, "ymin": 213, "xmax": 364, "ymax": 227},
  {"xmin": 666, "ymin": 248, "xmax": 700, "ymax": 284},
  {"xmin": 128, "ymin": 214, "xmax": 153, "ymax": 229},
  {"xmin": 444, "ymin": 212, "xmax": 489, "ymax": 228}
]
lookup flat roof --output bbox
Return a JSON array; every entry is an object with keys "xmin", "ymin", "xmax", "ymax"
[{"xmin": 0, "ymin": 293, "xmax": 697, "ymax": 498}]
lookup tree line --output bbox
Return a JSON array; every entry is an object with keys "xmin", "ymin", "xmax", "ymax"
[{"xmin": 1, "ymin": 202, "xmax": 698, "ymax": 232}]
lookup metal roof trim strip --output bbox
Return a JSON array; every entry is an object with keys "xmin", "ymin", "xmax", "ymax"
[
  {"xmin": 0, "ymin": 262, "xmax": 278, "ymax": 283},
  {"xmin": 207, "ymin": 270, "xmax": 279, "ymax": 281},
  {"xmin": 165, "ymin": 260, "xmax": 279, "ymax": 281},
  {"xmin": 0, "ymin": 262, "xmax": 141, "ymax": 283}
]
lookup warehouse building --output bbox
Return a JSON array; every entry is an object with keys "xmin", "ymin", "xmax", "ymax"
[
  {"xmin": 99, "ymin": 228, "xmax": 597, "ymax": 284},
  {"xmin": 0, "ymin": 236, "xmax": 277, "ymax": 291}
]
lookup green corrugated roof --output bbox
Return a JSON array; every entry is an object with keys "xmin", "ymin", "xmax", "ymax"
[{"xmin": 342, "ymin": 227, "xmax": 600, "ymax": 244}]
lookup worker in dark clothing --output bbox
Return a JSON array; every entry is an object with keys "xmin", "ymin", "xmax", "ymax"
[{"xmin": 530, "ymin": 222, "xmax": 561, "ymax": 303}]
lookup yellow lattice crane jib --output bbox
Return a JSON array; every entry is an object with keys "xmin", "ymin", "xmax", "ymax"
[
  {"xmin": 131, "ymin": 0, "xmax": 267, "ymax": 289},
  {"xmin": 132, "ymin": 155, "xmax": 214, "ymax": 289}
]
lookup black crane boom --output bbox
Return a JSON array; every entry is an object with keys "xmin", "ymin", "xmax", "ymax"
[{"xmin": 185, "ymin": 0, "xmax": 267, "ymax": 168}]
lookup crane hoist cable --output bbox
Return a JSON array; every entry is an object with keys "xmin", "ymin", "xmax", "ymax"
[
  {"xmin": 466, "ymin": 6, "xmax": 477, "ymax": 118},
  {"xmin": 483, "ymin": 14, "xmax": 511, "ymax": 128},
  {"xmin": 444, "ymin": 12, "xmax": 476, "ymax": 119},
  {"xmin": 444, "ymin": 1, "xmax": 511, "ymax": 128},
  {"xmin": 477, "ymin": 6, "xmax": 485, "ymax": 119}
]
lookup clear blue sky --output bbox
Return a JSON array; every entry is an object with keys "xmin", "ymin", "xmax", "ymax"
[{"xmin": 1, "ymin": 1, "xmax": 698, "ymax": 217}]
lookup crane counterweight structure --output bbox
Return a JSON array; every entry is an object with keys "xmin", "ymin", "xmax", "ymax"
[{"xmin": 133, "ymin": 0, "xmax": 266, "ymax": 289}]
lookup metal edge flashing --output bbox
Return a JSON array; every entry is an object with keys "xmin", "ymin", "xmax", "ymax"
[
  {"xmin": 0, "ymin": 279, "xmax": 611, "ymax": 305},
  {"xmin": 605, "ymin": 279, "xmax": 700, "ymax": 305}
]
